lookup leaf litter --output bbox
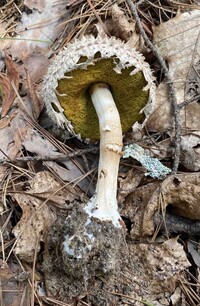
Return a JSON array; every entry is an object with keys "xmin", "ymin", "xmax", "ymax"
[
  {"xmin": 147, "ymin": 9, "xmax": 200, "ymax": 171},
  {"xmin": 0, "ymin": 1, "xmax": 200, "ymax": 305}
]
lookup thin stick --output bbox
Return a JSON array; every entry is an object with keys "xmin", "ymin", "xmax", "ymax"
[
  {"xmin": 0, "ymin": 147, "xmax": 98, "ymax": 164},
  {"xmin": 178, "ymin": 94, "xmax": 200, "ymax": 109},
  {"xmin": 126, "ymin": 0, "xmax": 181, "ymax": 173},
  {"xmin": 136, "ymin": 0, "xmax": 147, "ymax": 6}
]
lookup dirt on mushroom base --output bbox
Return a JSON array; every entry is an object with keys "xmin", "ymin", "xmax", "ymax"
[
  {"xmin": 43, "ymin": 203, "xmax": 189, "ymax": 306},
  {"xmin": 43, "ymin": 203, "xmax": 125, "ymax": 303}
]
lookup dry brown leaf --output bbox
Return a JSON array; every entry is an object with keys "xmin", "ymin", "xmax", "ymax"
[
  {"xmin": 0, "ymin": 111, "xmax": 17, "ymax": 129},
  {"xmin": 24, "ymin": 0, "xmax": 45, "ymax": 12},
  {"xmin": 148, "ymin": 10, "xmax": 200, "ymax": 132},
  {"xmin": 12, "ymin": 171, "xmax": 74, "ymax": 261},
  {"xmin": 23, "ymin": 129, "xmax": 94, "ymax": 193},
  {"xmin": 128, "ymin": 238, "xmax": 190, "ymax": 296},
  {"xmin": 29, "ymin": 170, "xmax": 79, "ymax": 204},
  {"xmin": 0, "ymin": 73, "xmax": 10, "ymax": 108},
  {"xmin": 0, "ymin": 259, "xmax": 14, "ymax": 280},
  {"xmin": 0, "ymin": 22, "xmax": 12, "ymax": 50},
  {"xmin": 0, "ymin": 260, "xmax": 29, "ymax": 306},
  {"xmin": 122, "ymin": 173, "xmax": 200, "ymax": 238},
  {"xmin": 1, "ymin": 54, "xmax": 19, "ymax": 117},
  {"xmin": 180, "ymin": 131, "xmax": 200, "ymax": 171},
  {"xmin": 146, "ymin": 10, "xmax": 200, "ymax": 171},
  {"xmin": 4, "ymin": 54, "xmax": 19, "ymax": 89},
  {"xmin": 111, "ymin": 3, "xmax": 135, "ymax": 41},
  {"xmin": 9, "ymin": 1, "xmax": 69, "ymax": 60},
  {"xmin": 12, "ymin": 191, "xmax": 52, "ymax": 262},
  {"xmin": 99, "ymin": 3, "xmax": 145, "ymax": 52},
  {"xmin": 23, "ymin": 53, "xmax": 49, "ymax": 83},
  {"xmin": 0, "ymin": 108, "xmax": 33, "ymax": 181},
  {"xmin": 146, "ymin": 174, "xmax": 199, "ymax": 237},
  {"xmin": 118, "ymin": 168, "xmax": 144, "ymax": 206},
  {"xmin": 24, "ymin": 69, "xmax": 43, "ymax": 119},
  {"xmin": 122, "ymin": 182, "xmax": 159, "ymax": 238}
]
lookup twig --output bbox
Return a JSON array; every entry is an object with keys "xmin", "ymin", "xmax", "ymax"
[
  {"xmin": 154, "ymin": 212, "xmax": 200, "ymax": 235},
  {"xmin": 135, "ymin": 0, "xmax": 147, "ymax": 6},
  {"xmin": 178, "ymin": 94, "xmax": 200, "ymax": 109},
  {"xmin": 0, "ymin": 147, "xmax": 98, "ymax": 165},
  {"xmin": 126, "ymin": 0, "xmax": 181, "ymax": 174}
]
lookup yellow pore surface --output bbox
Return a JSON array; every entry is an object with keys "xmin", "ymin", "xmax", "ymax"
[{"xmin": 56, "ymin": 58, "xmax": 148, "ymax": 140}]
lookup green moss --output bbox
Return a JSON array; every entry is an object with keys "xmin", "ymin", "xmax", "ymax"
[{"xmin": 56, "ymin": 58, "xmax": 148, "ymax": 140}]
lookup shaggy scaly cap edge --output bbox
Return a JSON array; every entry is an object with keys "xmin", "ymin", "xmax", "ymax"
[{"xmin": 43, "ymin": 35, "xmax": 156, "ymax": 139}]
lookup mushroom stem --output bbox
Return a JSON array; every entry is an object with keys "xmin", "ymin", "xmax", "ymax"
[{"xmin": 85, "ymin": 83, "xmax": 123, "ymax": 227}]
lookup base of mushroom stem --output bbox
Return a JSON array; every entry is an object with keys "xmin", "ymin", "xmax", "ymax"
[
  {"xmin": 84, "ymin": 196, "xmax": 122, "ymax": 228},
  {"xmin": 43, "ymin": 202, "xmax": 125, "ymax": 299},
  {"xmin": 62, "ymin": 209, "xmax": 123, "ymax": 275}
]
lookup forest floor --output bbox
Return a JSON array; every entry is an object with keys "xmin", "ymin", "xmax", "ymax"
[{"xmin": 0, "ymin": 0, "xmax": 200, "ymax": 305}]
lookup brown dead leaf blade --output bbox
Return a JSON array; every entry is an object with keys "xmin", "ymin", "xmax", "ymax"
[
  {"xmin": 24, "ymin": 69, "xmax": 43, "ymax": 119},
  {"xmin": 0, "ymin": 53, "xmax": 19, "ymax": 117}
]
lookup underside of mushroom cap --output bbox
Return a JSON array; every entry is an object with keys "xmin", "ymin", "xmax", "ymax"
[{"xmin": 43, "ymin": 35, "xmax": 156, "ymax": 140}]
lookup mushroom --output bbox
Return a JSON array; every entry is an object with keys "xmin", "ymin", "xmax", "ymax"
[
  {"xmin": 43, "ymin": 35, "xmax": 155, "ymax": 227},
  {"xmin": 42, "ymin": 36, "xmax": 156, "ymax": 299}
]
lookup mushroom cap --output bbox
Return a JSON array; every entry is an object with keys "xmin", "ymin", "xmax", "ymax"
[{"xmin": 43, "ymin": 35, "xmax": 156, "ymax": 140}]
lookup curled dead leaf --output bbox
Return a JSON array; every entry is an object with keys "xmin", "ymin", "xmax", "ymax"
[
  {"xmin": 111, "ymin": 3, "xmax": 135, "ymax": 41},
  {"xmin": 122, "ymin": 173, "xmax": 200, "ymax": 238}
]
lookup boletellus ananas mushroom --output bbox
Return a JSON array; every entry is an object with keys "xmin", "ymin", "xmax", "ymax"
[
  {"xmin": 43, "ymin": 36, "xmax": 155, "ymax": 298},
  {"xmin": 43, "ymin": 35, "xmax": 155, "ymax": 228}
]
